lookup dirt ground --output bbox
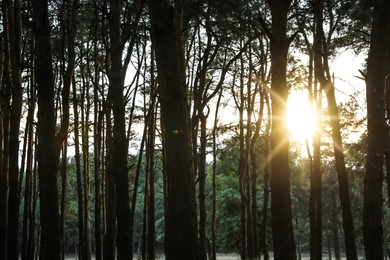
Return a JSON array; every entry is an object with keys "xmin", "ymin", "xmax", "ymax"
[
  {"xmin": 65, "ymin": 253, "xmax": 350, "ymax": 259},
  {"xmin": 64, "ymin": 254, "xmax": 240, "ymax": 260}
]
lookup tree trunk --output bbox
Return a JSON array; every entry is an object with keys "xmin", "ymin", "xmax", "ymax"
[
  {"xmin": 261, "ymin": 92, "xmax": 271, "ymax": 260},
  {"xmin": 312, "ymin": 1, "xmax": 358, "ymax": 259},
  {"xmin": 147, "ymin": 82, "xmax": 157, "ymax": 260},
  {"xmin": 250, "ymin": 87, "xmax": 264, "ymax": 260},
  {"xmin": 0, "ymin": 46, "xmax": 10, "ymax": 260},
  {"xmin": 149, "ymin": 0, "xmax": 199, "ymax": 259},
  {"xmin": 211, "ymin": 89, "xmax": 223, "ymax": 260},
  {"xmin": 27, "ymin": 69, "xmax": 38, "ymax": 260},
  {"xmin": 92, "ymin": 3, "xmax": 103, "ymax": 258},
  {"xmin": 238, "ymin": 59, "xmax": 248, "ymax": 260},
  {"xmin": 32, "ymin": 0, "xmax": 61, "ymax": 258},
  {"xmin": 331, "ymin": 192, "xmax": 340, "ymax": 260},
  {"xmin": 93, "ymin": 67, "xmax": 103, "ymax": 260},
  {"xmin": 21, "ymin": 81, "xmax": 35, "ymax": 260},
  {"xmin": 199, "ymin": 114, "xmax": 208, "ymax": 260},
  {"xmin": 60, "ymin": 146, "xmax": 67, "ymax": 260},
  {"xmin": 108, "ymin": 1, "xmax": 132, "ymax": 258},
  {"xmin": 5, "ymin": 0, "xmax": 23, "ymax": 258},
  {"xmin": 29, "ymin": 147, "xmax": 38, "ymax": 259},
  {"xmin": 363, "ymin": 1, "xmax": 390, "ymax": 259},
  {"xmin": 386, "ymin": 74, "xmax": 390, "ymax": 210},
  {"xmin": 103, "ymin": 106, "xmax": 116, "ymax": 260},
  {"xmin": 81, "ymin": 70, "xmax": 91, "ymax": 260},
  {"xmin": 309, "ymin": 81, "xmax": 322, "ymax": 260},
  {"xmin": 142, "ymin": 162, "xmax": 148, "ymax": 259},
  {"xmin": 266, "ymin": 0, "xmax": 296, "ymax": 259},
  {"xmin": 130, "ymin": 122, "xmax": 147, "ymax": 258},
  {"xmin": 73, "ymin": 79, "xmax": 85, "ymax": 260}
]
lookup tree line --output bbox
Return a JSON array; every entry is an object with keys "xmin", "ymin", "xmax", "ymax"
[{"xmin": 0, "ymin": 0, "xmax": 390, "ymax": 260}]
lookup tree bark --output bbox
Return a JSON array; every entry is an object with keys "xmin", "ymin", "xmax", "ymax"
[
  {"xmin": 311, "ymin": 0, "xmax": 358, "ymax": 258},
  {"xmin": 108, "ymin": 1, "xmax": 132, "ymax": 259},
  {"xmin": 149, "ymin": 0, "xmax": 199, "ymax": 259},
  {"xmin": 211, "ymin": 89, "xmax": 223, "ymax": 260},
  {"xmin": 103, "ymin": 106, "xmax": 116, "ymax": 260},
  {"xmin": 266, "ymin": 0, "xmax": 296, "ymax": 259},
  {"xmin": 72, "ymin": 80, "xmax": 85, "ymax": 260},
  {"xmin": 363, "ymin": 1, "xmax": 390, "ymax": 259},
  {"xmin": 249, "ymin": 86, "xmax": 264, "ymax": 260},
  {"xmin": 81, "ymin": 69, "xmax": 91, "ymax": 260},
  {"xmin": 21, "ymin": 80, "xmax": 35, "ymax": 260},
  {"xmin": 147, "ymin": 71, "xmax": 157, "ymax": 260},
  {"xmin": 0, "ymin": 9, "xmax": 10, "ymax": 258},
  {"xmin": 5, "ymin": 0, "xmax": 23, "ymax": 258},
  {"xmin": 32, "ymin": 0, "xmax": 62, "ymax": 258},
  {"xmin": 261, "ymin": 92, "xmax": 271, "ymax": 260},
  {"xmin": 198, "ymin": 114, "xmax": 208, "ymax": 260},
  {"xmin": 93, "ymin": 52, "xmax": 103, "ymax": 260},
  {"xmin": 331, "ymin": 191, "xmax": 340, "ymax": 260}
]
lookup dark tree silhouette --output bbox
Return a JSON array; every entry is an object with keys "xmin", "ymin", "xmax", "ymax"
[
  {"xmin": 32, "ymin": 0, "xmax": 61, "ymax": 258},
  {"xmin": 363, "ymin": 1, "xmax": 390, "ymax": 259},
  {"xmin": 149, "ymin": 0, "xmax": 199, "ymax": 259},
  {"xmin": 266, "ymin": 0, "xmax": 296, "ymax": 259}
]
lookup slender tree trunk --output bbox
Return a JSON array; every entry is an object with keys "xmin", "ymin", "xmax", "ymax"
[
  {"xmin": 310, "ymin": 82, "xmax": 322, "ymax": 260},
  {"xmin": 27, "ymin": 68, "xmax": 37, "ymax": 260},
  {"xmin": 245, "ymin": 62, "xmax": 254, "ymax": 260},
  {"xmin": 142, "ymin": 162, "xmax": 148, "ymax": 260},
  {"xmin": 331, "ymin": 192, "xmax": 340, "ymax": 260},
  {"xmin": 306, "ymin": 39, "xmax": 322, "ymax": 260},
  {"xmin": 60, "ymin": 146, "xmax": 67, "ymax": 260},
  {"xmin": 312, "ymin": 1, "xmax": 358, "ymax": 259},
  {"xmin": 147, "ymin": 74, "xmax": 157, "ymax": 260},
  {"xmin": 238, "ymin": 61, "xmax": 248, "ymax": 259},
  {"xmin": 127, "ymin": 37, "xmax": 145, "ymax": 259},
  {"xmin": 0, "ymin": 28, "xmax": 7, "ymax": 260},
  {"xmin": 81, "ymin": 71, "xmax": 91, "ymax": 260},
  {"xmin": 91, "ymin": 3, "xmax": 103, "ymax": 258},
  {"xmin": 73, "ymin": 80, "xmax": 85, "ymax": 260},
  {"xmin": 130, "ymin": 122, "xmax": 147, "ymax": 258},
  {"xmin": 261, "ymin": 92, "xmax": 271, "ymax": 260},
  {"xmin": 32, "ymin": 0, "xmax": 62, "ymax": 257},
  {"xmin": 386, "ymin": 75, "xmax": 390, "ymax": 210},
  {"xmin": 149, "ymin": 1, "xmax": 199, "ymax": 259},
  {"xmin": 59, "ymin": 1, "xmax": 78, "ymax": 257},
  {"xmin": 2, "ymin": 56, "xmax": 11, "ymax": 260},
  {"xmin": 103, "ymin": 106, "xmax": 116, "ymax": 260},
  {"xmin": 108, "ymin": 0, "xmax": 132, "ymax": 258},
  {"xmin": 211, "ymin": 89, "xmax": 222, "ymax": 260},
  {"xmin": 4, "ymin": 0, "xmax": 23, "ymax": 258},
  {"xmin": 363, "ymin": 1, "xmax": 390, "ymax": 259},
  {"xmin": 246, "ymin": 168, "xmax": 254, "ymax": 260},
  {"xmin": 250, "ymin": 88, "xmax": 264, "ymax": 260},
  {"xmin": 21, "ymin": 80, "xmax": 35, "ymax": 260},
  {"xmin": 199, "ymin": 114, "xmax": 208, "ymax": 260},
  {"xmin": 267, "ymin": 0, "xmax": 296, "ymax": 259},
  {"xmin": 0, "ymin": 109, "xmax": 9, "ymax": 260},
  {"xmin": 94, "ymin": 73, "xmax": 103, "ymax": 260}
]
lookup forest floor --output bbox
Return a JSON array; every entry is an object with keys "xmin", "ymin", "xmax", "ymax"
[
  {"xmin": 64, "ymin": 254, "xmax": 351, "ymax": 260},
  {"xmin": 64, "ymin": 254, "xmax": 239, "ymax": 259}
]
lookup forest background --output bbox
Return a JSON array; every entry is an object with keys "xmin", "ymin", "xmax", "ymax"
[{"xmin": 1, "ymin": 0, "xmax": 390, "ymax": 260}]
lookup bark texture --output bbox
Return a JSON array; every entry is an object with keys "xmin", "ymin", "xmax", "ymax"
[
  {"xmin": 267, "ymin": 0, "xmax": 296, "ymax": 259},
  {"xmin": 149, "ymin": 0, "xmax": 198, "ymax": 259},
  {"xmin": 108, "ymin": 0, "xmax": 132, "ymax": 259},
  {"xmin": 363, "ymin": 1, "xmax": 390, "ymax": 259},
  {"xmin": 32, "ymin": 0, "xmax": 62, "ymax": 258}
]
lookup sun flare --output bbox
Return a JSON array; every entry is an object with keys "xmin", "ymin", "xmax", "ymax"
[{"xmin": 287, "ymin": 92, "xmax": 318, "ymax": 141}]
